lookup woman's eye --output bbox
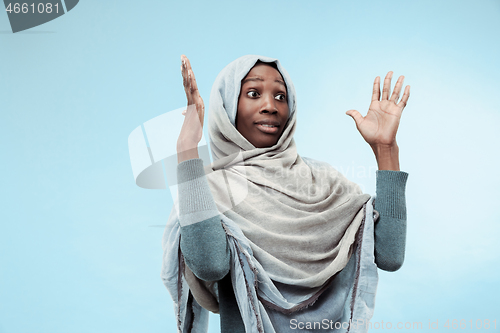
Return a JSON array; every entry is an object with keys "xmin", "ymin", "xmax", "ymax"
[
  {"xmin": 275, "ymin": 94, "xmax": 286, "ymax": 101},
  {"xmin": 247, "ymin": 91, "xmax": 259, "ymax": 98}
]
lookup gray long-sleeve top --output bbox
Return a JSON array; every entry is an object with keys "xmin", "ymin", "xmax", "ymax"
[{"xmin": 176, "ymin": 158, "xmax": 408, "ymax": 332}]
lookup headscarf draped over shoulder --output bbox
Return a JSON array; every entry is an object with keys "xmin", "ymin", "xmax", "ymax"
[{"xmin": 162, "ymin": 55, "xmax": 378, "ymax": 333}]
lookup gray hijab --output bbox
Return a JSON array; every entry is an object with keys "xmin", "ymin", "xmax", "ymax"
[{"xmin": 202, "ymin": 54, "xmax": 371, "ymax": 287}]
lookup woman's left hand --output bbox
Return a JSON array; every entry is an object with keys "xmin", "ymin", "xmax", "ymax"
[{"xmin": 346, "ymin": 71, "xmax": 410, "ymax": 149}]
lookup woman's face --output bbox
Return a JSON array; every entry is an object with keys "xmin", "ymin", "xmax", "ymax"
[{"xmin": 236, "ymin": 63, "xmax": 289, "ymax": 148}]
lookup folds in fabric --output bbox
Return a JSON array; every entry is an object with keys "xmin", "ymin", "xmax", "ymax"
[{"xmin": 161, "ymin": 196, "xmax": 379, "ymax": 333}]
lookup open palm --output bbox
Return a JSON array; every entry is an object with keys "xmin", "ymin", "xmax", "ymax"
[{"xmin": 346, "ymin": 72, "xmax": 410, "ymax": 147}]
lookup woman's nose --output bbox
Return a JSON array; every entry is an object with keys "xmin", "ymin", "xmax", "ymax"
[{"xmin": 260, "ymin": 94, "xmax": 278, "ymax": 114}]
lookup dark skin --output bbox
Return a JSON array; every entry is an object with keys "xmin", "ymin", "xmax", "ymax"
[{"xmin": 236, "ymin": 63, "xmax": 289, "ymax": 148}]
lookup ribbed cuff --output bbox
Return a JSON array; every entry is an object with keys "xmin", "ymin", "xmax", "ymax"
[
  {"xmin": 375, "ymin": 170, "xmax": 408, "ymax": 219},
  {"xmin": 177, "ymin": 158, "xmax": 220, "ymax": 227}
]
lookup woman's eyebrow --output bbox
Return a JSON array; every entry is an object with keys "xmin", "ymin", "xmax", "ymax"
[
  {"xmin": 275, "ymin": 78, "xmax": 286, "ymax": 87},
  {"xmin": 242, "ymin": 76, "xmax": 264, "ymax": 84},
  {"xmin": 242, "ymin": 76, "xmax": 286, "ymax": 88}
]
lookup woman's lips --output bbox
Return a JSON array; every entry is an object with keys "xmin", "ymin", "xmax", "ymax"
[{"xmin": 256, "ymin": 124, "xmax": 279, "ymax": 134}]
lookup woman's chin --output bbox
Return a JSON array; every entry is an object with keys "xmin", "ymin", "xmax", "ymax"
[{"xmin": 252, "ymin": 137, "xmax": 279, "ymax": 149}]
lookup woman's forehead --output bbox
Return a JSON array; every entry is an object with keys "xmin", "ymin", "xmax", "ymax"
[{"xmin": 242, "ymin": 63, "xmax": 287, "ymax": 89}]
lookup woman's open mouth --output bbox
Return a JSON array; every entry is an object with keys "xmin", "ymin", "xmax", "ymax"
[{"xmin": 256, "ymin": 124, "xmax": 279, "ymax": 134}]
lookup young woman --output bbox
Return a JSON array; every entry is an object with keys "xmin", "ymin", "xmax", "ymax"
[{"xmin": 162, "ymin": 54, "xmax": 410, "ymax": 333}]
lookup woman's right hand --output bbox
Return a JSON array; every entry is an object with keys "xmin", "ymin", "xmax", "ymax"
[{"xmin": 177, "ymin": 55, "xmax": 204, "ymax": 163}]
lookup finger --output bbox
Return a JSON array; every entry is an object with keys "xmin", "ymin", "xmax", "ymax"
[
  {"xmin": 181, "ymin": 55, "xmax": 188, "ymax": 91},
  {"xmin": 372, "ymin": 76, "xmax": 381, "ymax": 101},
  {"xmin": 390, "ymin": 75, "xmax": 405, "ymax": 103},
  {"xmin": 346, "ymin": 109, "xmax": 364, "ymax": 126},
  {"xmin": 183, "ymin": 55, "xmax": 192, "ymax": 69},
  {"xmin": 188, "ymin": 68, "xmax": 199, "ymax": 97},
  {"xmin": 182, "ymin": 55, "xmax": 204, "ymax": 127},
  {"xmin": 185, "ymin": 60, "xmax": 203, "ymax": 120},
  {"xmin": 182, "ymin": 109, "xmax": 187, "ymax": 116},
  {"xmin": 187, "ymin": 69, "xmax": 198, "ymax": 107},
  {"xmin": 184, "ymin": 56, "xmax": 195, "ymax": 83},
  {"xmin": 181, "ymin": 55, "xmax": 188, "ymax": 84},
  {"xmin": 185, "ymin": 57, "xmax": 195, "ymax": 90},
  {"xmin": 181, "ymin": 62, "xmax": 188, "ymax": 90},
  {"xmin": 184, "ymin": 56, "xmax": 197, "ymax": 102},
  {"xmin": 397, "ymin": 85, "xmax": 410, "ymax": 109},
  {"xmin": 382, "ymin": 71, "xmax": 393, "ymax": 100},
  {"xmin": 181, "ymin": 55, "xmax": 193, "ymax": 105}
]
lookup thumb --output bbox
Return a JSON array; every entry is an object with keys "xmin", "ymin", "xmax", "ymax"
[{"xmin": 345, "ymin": 109, "xmax": 363, "ymax": 126}]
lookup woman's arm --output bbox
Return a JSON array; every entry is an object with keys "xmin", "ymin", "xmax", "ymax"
[
  {"xmin": 373, "ymin": 170, "xmax": 408, "ymax": 271},
  {"xmin": 346, "ymin": 71, "xmax": 411, "ymax": 271},
  {"xmin": 176, "ymin": 55, "xmax": 230, "ymax": 281},
  {"xmin": 372, "ymin": 140, "xmax": 408, "ymax": 271}
]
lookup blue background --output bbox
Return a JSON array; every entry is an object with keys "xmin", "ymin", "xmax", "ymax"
[{"xmin": 1, "ymin": 0, "xmax": 499, "ymax": 332}]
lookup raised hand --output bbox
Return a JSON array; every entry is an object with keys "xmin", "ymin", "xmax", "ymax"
[
  {"xmin": 177, "ymin": 55, "xmax": 205, "ymax": 162},
  {"xmin": 346, "ymin": 71, "xmax": 410, "ymax": 148},
  {"xmin": 181, "ymin": 55, "xmax": 205, "ymax": 127}
]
